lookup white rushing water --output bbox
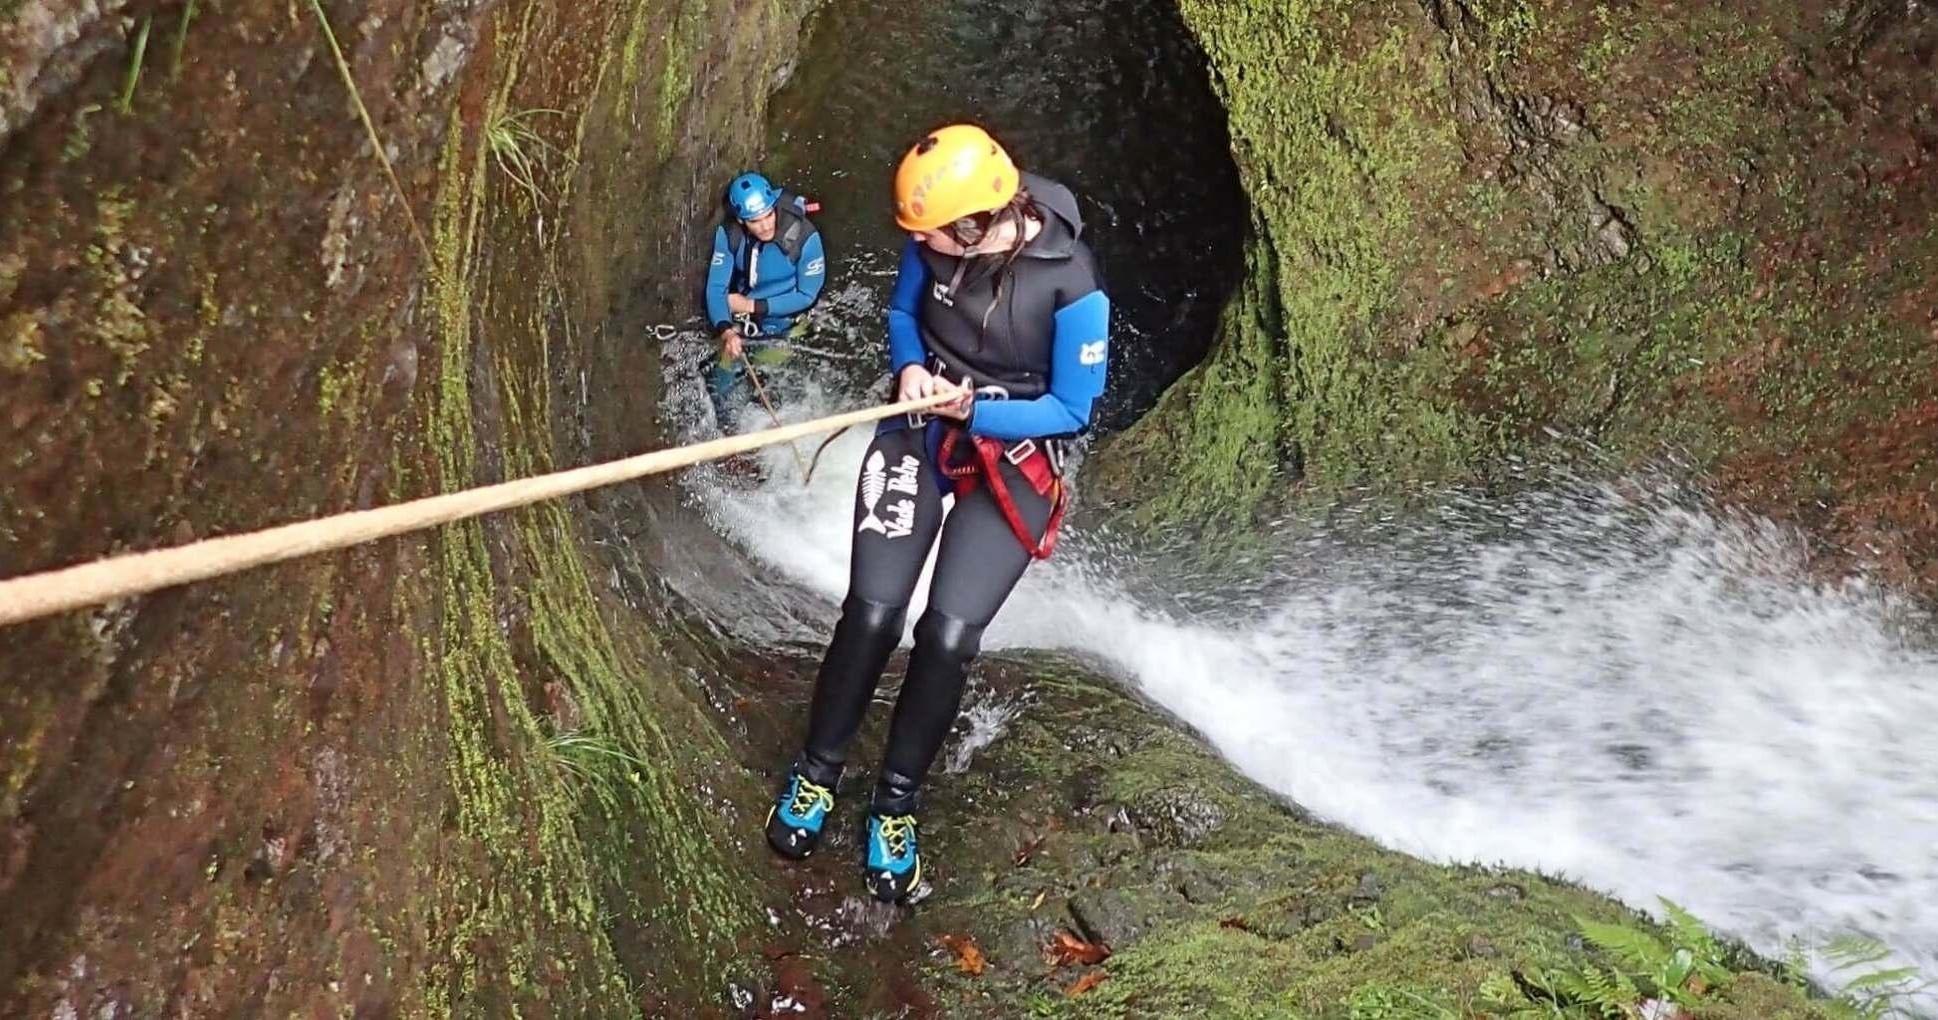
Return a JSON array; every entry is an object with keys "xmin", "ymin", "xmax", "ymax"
[{"xmin": 660, "ymin": 330, "xmax": 1938, "ymax": 1004}]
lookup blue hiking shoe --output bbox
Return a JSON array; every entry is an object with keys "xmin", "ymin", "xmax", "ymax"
[
  {"xmin": 864, "ymin": 812, "xmax": 922, "ymax": 902},
  {"xmin": 766, "ymin": 769, "xmax": 835, "ymax": 860}
]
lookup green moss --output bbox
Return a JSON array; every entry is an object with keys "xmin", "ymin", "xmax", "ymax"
[
  {"xmin": 406, "ymin": 10, "xmax": 777, "ymax": 1007},
  {"xmin": 192, "ymin": 270, "xmax": 221, "ymax": 326},
  {"xmin": 316, "ymin": 357, "xmax": 358, "ymax": 418},
  {"xmin": 1090, "ymin": 235, "xmax": 1293, "ymax": 530},
  {"xmin": 419, "ymin": 50, "xmax": 612, "ymax": 1015},
  {"xmin": 1, "ymin": 692, "xmax": 51, "ymax": 819},
  {"xmin": 0, "ymin": 254, "xmax": 36, "ymax": 372},
  {"xmin": 1094, "ymin": 1, "xmax": 1480, "ymax": 527},
  {"xmin": 62, "ymin": 103, "xmax": 101, "ymax": 162},
  {"xmin": 903, "ymin": 659, "xmax": 1836, "ymax": 1019},
  {"xmin": 1099, "ymin": 0, "xmax": 1938, "ymax": 565},
  {"xmin": 655, "ymin": 2, "xmax": 704, "ymax": 148},
  {"xmin": 74, "ymin": 190, "xmax": 155, "ymax": 386},
  {"xmin": 0, "ymin": 251, "xmax": 22, "ymax": 300},
  {"xmin": 1079, "ymin": 924, "xmax": 1305, "ymax": 1017},
  {"xmin": 2, "ymin": 310, "xmax": 44, "ymax": 371},
  {"xmin": 615, "ymin": 2, "xmax": 659, "ymax": 107}
]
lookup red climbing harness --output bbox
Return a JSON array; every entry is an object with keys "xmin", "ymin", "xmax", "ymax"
[{"xmin": 936, "ymin": 426, "xmax": 1067, "ymax": 560}]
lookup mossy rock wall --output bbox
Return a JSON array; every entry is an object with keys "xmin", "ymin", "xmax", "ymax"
[
  {"xmin": 1093, "ymin": 0, "xmax": 1938, "ymax": 584},
  {"xmin": 0, "ymin": 0, "xmax": 809, "ymax": 1014}
]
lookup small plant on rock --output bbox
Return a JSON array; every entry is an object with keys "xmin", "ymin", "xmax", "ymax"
[
  {"xmin": 486, "ymin": 108, "xmax": 565, "ymax": 206},
  {"xmin": 1810, "ymin": 934, "xmax": 1932, "ymax": 1020},
  {"xmin": 1571, "ymin": 899, "xmax": 1731, "ymax": 1010},
  {"xmin": 543, "ymin": 729, "xmax": 648, "ymax": 817},
  {"xmin": 1482, "ymin": 902, "xmax": 1930, "ymax": 1020},
  {"xmin": 1348, "ymin": 983, "xmax": 1458, "ymax": 1020},
  {"xmin": 1473, "ymin": 899, "xmax": 1733, "ymax": 1018}
]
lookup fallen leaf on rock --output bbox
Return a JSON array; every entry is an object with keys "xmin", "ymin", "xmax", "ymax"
[
  {"xmin": 1045, "ymin": 929, "xmax": 1110, "ymax": 967},
  {"xmin": 1066, "ymin": 970, "xmax": 1107, "ymax": 997},
  {"xmin": 1029, "ymin": 890, "xmax": 1047, "ymax": 911},
  {"xmin": 1014, "ymin": 834, "xmax": 1048, "ymax": 866},
  {"xmin": 936, "ymin": 934, "xmax": 986, "ymax": 976}
]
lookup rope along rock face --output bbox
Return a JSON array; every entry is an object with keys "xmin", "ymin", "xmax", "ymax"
[{"xmin": 0, "ymin": 393, "xmax": 960, "ymax": 628}]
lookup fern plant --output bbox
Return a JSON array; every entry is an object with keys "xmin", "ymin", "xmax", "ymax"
[
  {"xmin": 1658, "ymin": 900, "xmax": 1734, "ymax": 992},
  {"xmin": 1478, "ymin": 973, "xmax": 1543, "ymax": 1018},
  {"xmin": 1487, "ymin": 909, "xmax": 1931, "ymax": 1020},
  {"xmin": 1478, "ymin": 899, "xmax": 1728, "ymax": 1019},
  {"xmin": 1814, "ymin": 935, "xmax": 1932, "ymax": 1020},
  {"xmin": 1559, "ymin": 964, "xmax": 1644, "ymax": 1018},
  {"xmin": 1576, "ymin": 899, "xmax": 1729, "ymax": 1006},
  {"xmin": 1478, "ymin": 967, "xmax": 1611, "ymax": 1019}
]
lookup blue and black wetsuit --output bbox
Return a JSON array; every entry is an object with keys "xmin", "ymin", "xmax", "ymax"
[
  {"xmin": 701, "ymin": 198, "xmax": 827, "ymax": 425},
  {"xmin": 703, "ymin": 205, "xmax": 828, "ymax": 338},
  {"xmin": 796, "ymin": 172, "xmax": 1110, "ymax": 814}
]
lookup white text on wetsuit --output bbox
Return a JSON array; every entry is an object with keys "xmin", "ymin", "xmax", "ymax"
[
  {"xmin": 858, "ymin": 452, "xmax": 923, "ymax": 540},
  {"xmin": 882, "ymin": 455, "xmax": 921, "ymax": 538}
]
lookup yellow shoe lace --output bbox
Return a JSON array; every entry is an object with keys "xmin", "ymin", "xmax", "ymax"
[
  {"xmin": 877, "ymin": 814, "xmax": 918, "ymax": 859},
  {"xmin": 789, "ymin": 777, "xmax": 834, "ymax": 818}
]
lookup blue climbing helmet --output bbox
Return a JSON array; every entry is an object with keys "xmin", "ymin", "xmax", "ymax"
[{"xmin": 728, "ymin": 172, "xmax": 782, "ymax": 221}]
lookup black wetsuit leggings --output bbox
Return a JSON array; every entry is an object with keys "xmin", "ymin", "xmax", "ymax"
[{"xmin": 796, "ymin": 423, "xmax": 1055, "ymax": 814}]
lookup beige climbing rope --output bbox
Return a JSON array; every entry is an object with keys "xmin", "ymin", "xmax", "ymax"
[{"xmin": 0, "ymin": 393, "xmax": 960, "ymax": 628}]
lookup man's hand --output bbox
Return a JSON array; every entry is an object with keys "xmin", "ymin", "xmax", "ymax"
[
  {"xmin": 897, "ymin": 364, "xmax": 973, "ymax": 420},
  {"xmin": 726, "ymin": 293, "xmax": 756, "ymax": 315},
  {"xmin": 720, "ymin": 328, "xmax": 744, "ymax": 361}
]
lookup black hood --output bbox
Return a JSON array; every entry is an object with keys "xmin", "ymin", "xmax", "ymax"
[{"xmin": 1018, "ymin": 172, "xmax": 1082, "ymax": 260}]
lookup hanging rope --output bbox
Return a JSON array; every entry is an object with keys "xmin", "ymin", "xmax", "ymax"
[
  {"xmin": 740, "ymin": 354, "xmax": 811, "ymax": 482},
  {"xmin": 0, "ymin": 393, "xmax": 960, "ymax": 628}
]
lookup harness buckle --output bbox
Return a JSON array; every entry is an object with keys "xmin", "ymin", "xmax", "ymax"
[{"xmin": 1004, "ymin": 438, "xmax": 1038, "ymax": 465}]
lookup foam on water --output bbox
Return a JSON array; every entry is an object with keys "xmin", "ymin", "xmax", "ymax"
[{"xmin": 663, "ymin": 348, "xmax": 1938, "ymax": 1000}]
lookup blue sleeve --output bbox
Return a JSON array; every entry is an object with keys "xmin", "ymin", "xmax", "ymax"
[
  {"xmin": 759, "ymin": 231, "xmax": 827, "ymax": 318},
  {"xmin": 704, "ymin": 225, "xmax": 734, "ymax": 330},
  {"xmin": 887, "ymin": 241, "xmax": 929, "ymax": 376},
  {"xmin": 968, "ymin": 289, "xmax": 1109, "ymax": 441}
]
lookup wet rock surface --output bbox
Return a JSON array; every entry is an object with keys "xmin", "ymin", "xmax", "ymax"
[
  {"xmin": 1094, "ymin": 0, "xmax": 1938, "ymax": 597},
  {"xmin": 2, "ymin": 0, "xmax": 1918, "ymax": 1015},
  {"xmin": 2, "ymin": 0, "xmax": 815, "ymax": 1013},
  {"xmin": 686, "ymin": 645, "xmax": 1830, "ymax": 1017}
]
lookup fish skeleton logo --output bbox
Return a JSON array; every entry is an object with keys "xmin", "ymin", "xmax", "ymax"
[
  {"xmin": 710, "ymin": 251, "xmax": 725, "ymax": 267},
  {"xmin": 858, "ymin": 451, "xmax": 919, "ymax": 539},
  {"xmin": 805, "ymin": 257, "xmax": 825, "ymax": 276},
  {"xmin": 1080, "ymin": 340, "xmax": 1106, "ymax": 366}
]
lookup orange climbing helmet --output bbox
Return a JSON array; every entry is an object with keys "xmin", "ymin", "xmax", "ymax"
[{"xmin": 892, "ymin": 124, "xmax": 1021, "ymax": 232}]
